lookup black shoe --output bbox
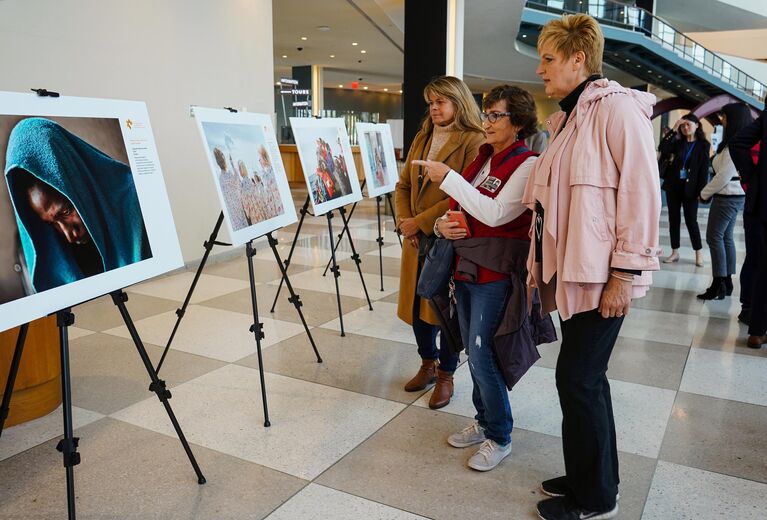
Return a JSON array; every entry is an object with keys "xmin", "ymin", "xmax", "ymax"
[
  {"xmin": 697, "ymin": 278, "xmax": 725, "ymax": 300},
  {"xmin": 536, "ymin": 497, "xmax": 618, "ymax": 520},
  {"xmin": 724, "ymin": 276, "xmax": 733, "ymax": 296},
  {"xmin": 738, "ymin": 309, "xmax": 751, "ymax": 326},
  {"xmin": 541, "ymin": 476, "xmax": 569, "ymax": 497}
]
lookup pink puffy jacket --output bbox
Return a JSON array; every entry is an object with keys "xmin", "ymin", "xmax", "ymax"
[{"xmin": 523, "ymin": 79, "xmax": 662, "ymax": 320}]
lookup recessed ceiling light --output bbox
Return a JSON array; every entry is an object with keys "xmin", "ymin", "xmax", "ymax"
[
  {"xmin": 686, "ymin": 88, "xmax": 691, "ymax": 92},
  {"xmin": 363, "ymin": 86, "xmax": 368, "ymax": 90},
  {"xmin": 316, "ymin": 26, "xmax": 331, "ymax": 31},
  {"xmin": 399, "ymin": 89, "xmax": 403, "ymax": 93},
  {"xmin": 625, "ymin": 58, "xmax": 630, "ymax": 62},
  {"xmin": 383, "ymin": 88, "xmax": 388, "ymax": 92},
  {"xmin": 300, "ymin": 36, "xmax": 308, "ymax": 41},
  {"xmin": 361, "ymin": 50, "xmax": 367, "ymax": 54},
  {"xmin": 329, "ymin": 54, "xmax": 335, "ymax": 58},
  {"xmin": 522, "ymin": 34, "xmax": 527, "ymax": 38},
  {"xmin": 275, "ymin": 82, "xmax": 280, "ymax": 86},
  {"xmin": 352, "ymin": 42, "xmax": 358, "ymax": 46},
  {"xmin": 282, "ymin": 55, "xmax": 287, "ymax": 58},
  {"xmin": 338, "ymin": 84, "xmax": 343, "ymax": 88}
]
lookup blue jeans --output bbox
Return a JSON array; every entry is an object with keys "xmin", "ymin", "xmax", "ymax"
[
  {"xmin": 412, "ymin": 296, "xmax": 458, "ymax": 373},
  {"xmin": 706, "ymin": 196, "xmax": 745, "ymax": 277},
  {"xmin": 455, "ymin": 279, "xmax": 512, "ymax": 445}
]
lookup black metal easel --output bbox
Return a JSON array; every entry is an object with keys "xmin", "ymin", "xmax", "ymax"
[
  {"xmin": 269, "ymin": 194, "xmax": 373, "ymax": 337},
  {"xmin": 321, "ymin": 188, "xmax": 400, "ymax": 291}
]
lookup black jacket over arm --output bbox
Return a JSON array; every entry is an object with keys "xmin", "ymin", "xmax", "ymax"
[
  {"xmin": 658, "ymin": 131, "xmax": 711, "ymax": 199},
  {"xmin": 730, "ymin": 109, "xmax": 767, "ymax": 220}
]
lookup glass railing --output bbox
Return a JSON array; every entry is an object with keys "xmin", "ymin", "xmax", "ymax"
[{"xmin": 525, "ymin": 0, "xmax": 766, "ymax": 103}]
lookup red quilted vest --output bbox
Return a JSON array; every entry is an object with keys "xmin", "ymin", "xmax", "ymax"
[{"xmin": 450, "ymin": 140, "xmax": 537, "ymax": 283}]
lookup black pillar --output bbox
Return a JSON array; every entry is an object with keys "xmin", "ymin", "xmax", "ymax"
[{"xmin": 403, "ymin": 0, "xmax": 447, "ymax": 157}]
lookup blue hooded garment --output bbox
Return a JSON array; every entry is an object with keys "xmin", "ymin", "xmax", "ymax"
[{"xmin": 4, "ymin": 117, "xmax": 151, "ymax": 293}]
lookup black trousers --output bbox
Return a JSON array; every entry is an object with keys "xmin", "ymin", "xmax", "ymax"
[
  {"xmin": 666, "ymin": 188, "xmax": 702, "ymax": 250},
  {"xmin": 557, "ymin": 309, "xmax": 623, "ymax": 511},
  {"xmin": 740, "ymin": 212, "xmax": 763, "ymax": 312},
  {"xmin": 747, "ymin": 219, "xmax": 767, "ymax": 336}
]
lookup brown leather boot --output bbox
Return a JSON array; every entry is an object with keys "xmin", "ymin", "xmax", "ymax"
[
  {"xmin": 429, "ymin": 369, "xmax": 454, "ymax": 409},
  {"xmin": 404, "ymin": 359, "xmax": 438, "ymax": 392},
  {"xmin": 747, "ymin": 334, "xmax": 767, "ymax": 349}
]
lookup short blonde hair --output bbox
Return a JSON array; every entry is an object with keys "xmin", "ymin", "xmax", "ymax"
[
  {"xmin": 421, "ymin": 76, "xmax": 484, "ymax": 135},
  {"xmin": 537, "ymin": 13, "xmax": 604, "ymax": 75}
]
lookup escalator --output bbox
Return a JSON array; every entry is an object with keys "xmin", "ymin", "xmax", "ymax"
[{"xmin": 518, "ymin": 0, "xmax": 765, "ymax": 110}]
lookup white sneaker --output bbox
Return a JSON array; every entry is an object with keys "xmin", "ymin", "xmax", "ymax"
[
  {"xmin": 467, "ymin": 439, "xmax": 511, "ymax": 471},
  {"xmin": 447, "ymin": 422, "xmax": 486, "ymax": 448}
]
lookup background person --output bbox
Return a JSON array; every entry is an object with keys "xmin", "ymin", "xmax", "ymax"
[
  {"xmin": 414, "ymin": 85, "xmax": 540, "ymax": 472},
  {"xmin": 729, "ymin": 103, "xmax": 767, "ymax": 349},
  {"xmin": 395, "ymin": 75, "xmax": 484, "ymax": 409},
  {"xmin": 697, "ymin": 103, "xmax": 753, "ymax": 300},
  {"xmin": 659, "ymin": 114, "xmax": 711, "ymax": 266},
  {"xmin": 525, "ymin": 14, "xmax": 661, "ymax": 520}
]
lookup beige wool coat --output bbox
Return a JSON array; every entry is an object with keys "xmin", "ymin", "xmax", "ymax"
[{"xmin": 395, "ymin": 127, "xmax": 484, "ymax": 325}]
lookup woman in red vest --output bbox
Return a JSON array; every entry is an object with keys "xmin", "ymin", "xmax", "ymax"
[{"xmin": 413, "ymin": 85, "xmax": 539, "ymax": 472}]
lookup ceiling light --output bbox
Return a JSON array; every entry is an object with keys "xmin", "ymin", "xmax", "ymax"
[
  {"xmin": 300, "ymin": 36, "xmax": 308, "ymax": 41},
  {"xmin": 338, "ymin": 84, "xmax": 343, "ymax": 88},
  {"xmin": 686, "ymin": 88, "xmax": 691, "ymax": 92},
  {"xmin": 361, "ymin": 50, "xmax": 367, "ymax": 54},
  {"xmin": 363, "ymin": 86, "xmax": 368, "ymax": 90},
  {"xmin": 275, "ymin": 82, "xmax": 280, "ymax": 86},
  {"xmin": 329, "ymin": 54, "xmax": 335, "ymax": 58},
  {"xmin": 383, "ymin": 88, "xmax": 388, "ymax": 92},
  {"xmin": 399, "ymin": 89, "xmax": 403, "ymax": 93},
  {"xmin": 316, "ymin": 26, "xmax": 331, "ymax": 31},
  {"xmin": 625, "ymin": 58, "xmax": 630, "ymax": 62},
  {"xmin": 522, "ymin": 34, "xmax": 527, "ymax": 38},
  {"xmin": 352, "ymin": 42, "xmax": 358, "ymax": 46},
  {"xmin": 282, "ymin": 55, "xmax": 287, "ymax": 58}
]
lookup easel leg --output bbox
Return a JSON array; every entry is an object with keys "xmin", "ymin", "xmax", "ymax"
[
  {"xmin": 0, "ymin": 323, "xmax": 28, "ymax": 438},
  {"xmin": 375, "ymin": 196, "xmax": 384, "ymax": 292},
  {"xmin": 326, "ymin": 212, "xmax": 346, "ymax": 336},
  {"xmin": 266, "ymin": 233, "xmax": 322, "ymax": 363},
  {"xmin": 322, "ymin": 200, "xmax": 358, "ymax": 277},
  {"xmin": 339, "ymin": 207, "xmax": 373, "ymax": 310},
  {"xmin": 156, "ymin": 211, "xmax": 230, "ymax": 376},
  {"xmin": 55, "ymin": 310, "xmax": 79, "ymax": 520},
  {"xmin": 245, "ymin": 241, "xmax": 271, "ymax": 427},
  {"xmin": 385, "ymin": 192, "xmax": 402, "ymax": 247},
  {"xmin": 271, "ymin": 196, "xmax": 310, "ymax": 313},
  {"xmin": 110, "ymin": 291, "xmax": 207, "ymax": 483}
]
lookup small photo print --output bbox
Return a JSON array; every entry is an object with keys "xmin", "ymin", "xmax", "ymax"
[{"xmin": 356, "ymin": 123, "xmax": 397, "ymax": 198}]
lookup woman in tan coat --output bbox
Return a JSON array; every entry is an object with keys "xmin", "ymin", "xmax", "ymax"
[{"xmin": 396, "ymin": 76, "xmax": 484, "ymax": 409}]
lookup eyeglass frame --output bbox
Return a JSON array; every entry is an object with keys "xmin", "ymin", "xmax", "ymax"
[{"xmin": 480, "ymin": 111, "xmax": 512, "ymax": 123}]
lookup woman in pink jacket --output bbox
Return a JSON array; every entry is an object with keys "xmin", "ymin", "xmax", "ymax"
[{"xmin": 524, "ymin": 14, "xmax": 661, "ymax": 520}]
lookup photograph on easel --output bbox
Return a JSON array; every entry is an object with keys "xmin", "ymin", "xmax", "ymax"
[
  {"xmin": 193, "ymin": 107, "xmax": 297, "ymax": 246},
  {"xmin": 0, "ymin": 91, "xmax": 183, "ymax": 333},
  {"xmin": 290, "ymin": 117, "xmax": 362, "ymax": 215},
  {"xmin": 356, "ymin": 122, "xmax": 398, "ymax": 198}
]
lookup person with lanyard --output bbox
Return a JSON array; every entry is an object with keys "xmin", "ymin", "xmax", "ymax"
[
  {"xmin": 523, "ymin": 13, "xmax": 661, "ymax": 520},
  {"xmin": 658, "ymin": 113, "xmax": 711, "ymax": 267}
]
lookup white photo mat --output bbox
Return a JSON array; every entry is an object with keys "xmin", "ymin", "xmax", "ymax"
[
  {"xmin": 290, "ymin": 117, "xmax": 362, "ymax": 216},
  {"xmin": 193, "ymin": 107, "xmax": 297, "ymax": 246},
  {"xmin": 355, "ymin": 122, "xmax": 398, "ymax": 198},
  {"xmin": 0, "ymin": 91, "xmax": 183, "ymax": 332}
]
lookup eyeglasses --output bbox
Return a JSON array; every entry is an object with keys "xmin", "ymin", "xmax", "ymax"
[{"xmin": 480, "ymin": 112, "xmax": 512, "ymax": 123}]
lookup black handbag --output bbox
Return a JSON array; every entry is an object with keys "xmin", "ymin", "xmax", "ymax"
[{"xmin": 416, "ymin": 238, "xmax": 454, "ymax": 299}]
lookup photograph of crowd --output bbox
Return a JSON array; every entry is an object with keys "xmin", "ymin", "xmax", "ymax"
[
  {"xmin": 308, "ymin": 135, "xmax": 353, "ymax": 204},
  {"xmin": 356, "ymin": 123, "xmax": 397, "ymax": 198},
  {"xmin": 363, "ymin": 131, "xmax": 390, "ymax": 188},
  {"xmin": 200, "ymin": 121, "xmax": 286, "ymax": 232},
  {"xmin": 0, "ymin": 115, "xmax": 152, "ymax": 306}
]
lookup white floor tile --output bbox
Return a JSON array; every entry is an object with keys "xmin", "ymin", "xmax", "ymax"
[
  {"xmin": 102, "ymin": 305, "xmax": 306, "ymax": 363},
  {"xmin": 275, "ymin": 245, "xmax": 353, "ymax": 268},
  {"xmin": 618, "ymin": 307, "xmax": 698, "ymax": 347},
  {"xmin": 111, "ymin": 364, "xmax": 405, "ymax": 480},
  {"xmin": 0, "ymin": 406, "xmax": 103, "ymax": 461},
  {"xmin": 651, "ymin": 270, "xmax": 710, "ymax": 293},
  {"xmin": 127, "ymin": 272, "xmax": 249, "ymax": 303},
  {"xmin": 265, "ymin": 484, "xmax": 429, "ymax": 520},
  {"xmin": 319, "ymin": 301, "xmax": 415, "ymax": 344},
  {"xmin": 366, "ymin": 244, "xmax": 402, "ymax": 259},
  {"xmin": 417, "ymin": 364, "xmax": 675, "ymax": 458},
  {"xmin": 642, "ymin": 461, "xmax": 767, "ymax": 520},
  {"xmin": 271, "ymin": 267, "xmax": 398, "ymax": 302},
  {"xmin": 680, "ymin": 348, "xmax": 767, "ymax": 406}
]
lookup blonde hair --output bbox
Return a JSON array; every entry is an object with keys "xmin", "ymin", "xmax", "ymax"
[
  {"xmin": 420, "ymin": 76, "xmax": 484, "ymax": 135},
  {"xmin": 537, "ymin": 13, "xmax": 604, "ymax": 75}
]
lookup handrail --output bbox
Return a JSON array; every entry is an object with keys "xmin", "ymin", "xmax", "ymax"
[{"xmin": 524, "ymin": 0, "xmax": 766, "ymax": 103}]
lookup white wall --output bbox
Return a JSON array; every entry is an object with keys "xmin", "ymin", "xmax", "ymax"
[{"xmin": 0, "ymin": 0, "xmax": 275, "ymax": 262}]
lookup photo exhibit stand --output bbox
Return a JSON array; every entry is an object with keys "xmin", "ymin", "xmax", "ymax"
[
  {"xmin": 0, "ymin": 301, "xmax": 205, "ymax": 520},
  {"xmin": 155, "ymin": 211, "xmax": 322, "ymax": 425}
]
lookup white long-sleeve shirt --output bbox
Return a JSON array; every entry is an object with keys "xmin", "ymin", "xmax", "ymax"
[
  {"xmin": 700, "ymin": 147, "xmax": 746, "ymax": 200},
  {"xmin": 437, "ymin": 155, "xmax": 536, "ymax": 228}
]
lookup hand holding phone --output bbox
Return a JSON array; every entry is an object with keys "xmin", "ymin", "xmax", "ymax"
[{"xmin": 446, "ymin": 210, "xmax": 471, "ymax": 238}]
